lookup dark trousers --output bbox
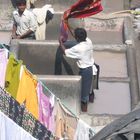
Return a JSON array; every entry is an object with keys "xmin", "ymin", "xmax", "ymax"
[
  {"xmin": 54, "ymin": 40, "xmax": 78, "ymax": 75},
  {"xmin": 79, "ymin": 66, "xmax": 92, "ymax": 103}
]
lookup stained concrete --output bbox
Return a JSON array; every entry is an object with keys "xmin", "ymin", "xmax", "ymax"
[
  {"xmin": 85, "ymin": 17, "xmax": 124, "ymax": 44},
  {"xmin": 101, "ymin": 0, "xmax": 124, "ymax": 13},
  {"xmin": 33, "ymin": 0, "xmax": 125, "ymax": 13},
  {"xmin": 94, "ymin": 51, "xmax": 128, "ymax": 78},
  {"xmin": 88, "ymin": 81, "xmax": 131, "ymax": 115}
]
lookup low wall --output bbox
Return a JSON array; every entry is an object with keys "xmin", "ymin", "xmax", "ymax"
[{"xmin": 38, "ymin": 75, "xmax": 81, "ymax": 115}]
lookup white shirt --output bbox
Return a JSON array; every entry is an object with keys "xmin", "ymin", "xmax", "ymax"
[
  {"xmin": 0, "ymin": 111, "xmax": 37, "ymax": 140},
  {"xmin": 13, "ymin": 9, "xmax": 37, "ymax": 36},
  {"xmin": 65, "ymin": 38, "xmax": 94, "ymax": 69}
]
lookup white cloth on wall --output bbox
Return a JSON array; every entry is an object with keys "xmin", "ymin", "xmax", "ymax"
[
  {"xmin": 0, "ymin": 48, "xmax": 8, "ymax": 88},
  {"xmin": 74, "ymin": 119, "xmax": 95, "ymax": 140},
  {"xmin": 32, "ymin": 4, "xmax": 54, "ymax": 40},
  {"xmin": 0, "ymin": 111, "xmax": 37, "ymax": 140}
]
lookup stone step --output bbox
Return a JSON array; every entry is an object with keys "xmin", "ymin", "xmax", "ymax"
[
  {"xmin": 80, "ymin": 114, "xmax": 123, "ymax": 127},
  {"xmin": 80, "ymin": 114, "xmax": 124, "ymax": 134}
]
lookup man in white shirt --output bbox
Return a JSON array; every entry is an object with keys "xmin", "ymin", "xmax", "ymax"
[
  {"xmin": 59, "ymin": 28, "xmax": 95, "ymax": 112},
  {"xmin": 11, "ymin": 0, "xmax": 37, "ymax": 39}
]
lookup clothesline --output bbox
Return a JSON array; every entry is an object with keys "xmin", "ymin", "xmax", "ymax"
[
  {"xmin": 24, "ymin": 59, "xmax": 79, "ymax": 119},
  {"xmin": 1, "ymin": 44, "xmax": 79, "ymax": 120},
  {"xmin": 29, "ymin": 70, "xmax": 80, "ymax": 120},
  {"xmin": 1, "ymin": 43, "xmax": 97, "ymax": 139}
]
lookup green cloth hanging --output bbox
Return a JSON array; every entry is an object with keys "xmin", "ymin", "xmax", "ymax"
[{"xmin": 5, "ymin": 53, "xmax": 23, "ymax": 99}]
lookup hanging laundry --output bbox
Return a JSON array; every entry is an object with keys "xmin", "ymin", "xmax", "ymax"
[
  {"xmin": 58, "ymin": 1, "xmax": 102, "ymax": 76},
  {"xmin": 0, "ymin": 86, "xmax": 54, "ymax": 140},
  {"xmin": 60, "ymin": 0, "xmax": 103, "ymax": 41},
  {"xmin": 5, "ymin": 54, "xmax": 23, "ymax": 99},
  {"xmin": 74, "ymin": 119, "xmax": 95, "ymax": 140},
  {"xmin": 22, "ymin": 109, "xmax": 36, "ymax": 135},
  {"xmin": 9, "ymin": 96, "xmax": 25, "ymax": 126},
  {"xmin": 37, "ymin": 82, "xmax": 49, "ymax": 127},
  {"xmin": 37, "ymin": 82, "xmax": 53, "ymax": 129},
  {"xmin": 0, "ymin": 44, "xmax": 10, "ymax": 50},
  {"xmin": 32, "ymin": 4, "xmax": 54, "ymax": 40},
  {"xmin": 0, "ymin": 111, "xmax": 37, "ymax": 140},
  {"xmin": 49, "ymin": 93, "xmax": 56, "ymax": 133},
  {"xmin": 0, "ymin": 48, "xmax": 8, "ymax": 88},
  {"xmin": 55, "ymin": 100, "xmax": 78, "ymax": 140},
  {"xmin": 16, "ymin": 66, "xmax": 39, "ymax": 119},
  {"xmin": 64, "ymin": 0, "xmax": 103, "ymax": 19}
]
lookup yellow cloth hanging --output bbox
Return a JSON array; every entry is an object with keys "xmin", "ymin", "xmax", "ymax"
[{"xmin": 16, "ymin": 66, "xmax": 39, "ymax": 119}]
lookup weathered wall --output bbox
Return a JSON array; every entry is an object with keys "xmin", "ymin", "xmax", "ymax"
[{"xmin": 0, "ymin": 0, "xmax": 127, "ymax": 31}]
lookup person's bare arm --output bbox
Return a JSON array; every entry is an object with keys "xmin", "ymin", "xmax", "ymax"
[
  {"xmin": 17, "ymin": 29, "xmax": 34, "ymax": 39},
  {"xmin": 11, "ymin": 24, "xmax": 17, "ymax": 39},
  {"xmin": 59, "ymin": 36, "xmax": 66, "ymax": 54},
  {"xmin": 11, "ymin": 25, "xmax": 33, "ymax": 39}
]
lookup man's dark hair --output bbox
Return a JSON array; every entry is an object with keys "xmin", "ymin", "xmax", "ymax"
[
  {"xmin": 16, "ymin": 0, "xmax": 26, "ymax": 5},
  {"xmin": 74, "ymin": 28, "xmax": 87, "ymax": 42}
]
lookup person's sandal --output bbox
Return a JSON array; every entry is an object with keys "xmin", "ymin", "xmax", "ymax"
[{"xmin": 81, "ymin": 102, "xmax": 87, "ymax": 112}]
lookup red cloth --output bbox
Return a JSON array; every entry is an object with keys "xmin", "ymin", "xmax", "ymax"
[
  {"xmin": 60, "ymin": 0, "xmax": 103, "ymax": 41},
  {"xmin": 60, "ymin": 20, "xmax": 69, "ymax": 42},
  {"xmin": 63, "ymin": 0, "xmax": 103, "ymax": 19}
]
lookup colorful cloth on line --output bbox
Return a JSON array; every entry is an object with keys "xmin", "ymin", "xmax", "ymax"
[
  {"xmin": 16, "ymin": 66, "xmax": 39, "ymax": 119},
  {"xmin": 0, "ymin": 48, "xmax": 8, "ymax": 88},
  {"xmin": 5, "ymin": 54, "xmax": 23, "ymax": 99},
  {"xmin": 0, "ymin": 111, "xmax": 37, "ymax": 140},
  {"xmin": 0, "ymin": 86, "xmax": 54, "ymax": 140},
  {"xmin": 63, "ymin": 0, "xmax": 103, "ymax": 19},
  {"xmin": 60, "ymin": 0, "xmax": 103, "ymax": 42},
  {"xmin": 37, "ymin": 82, "xmax": 55, "ymax": 133}
]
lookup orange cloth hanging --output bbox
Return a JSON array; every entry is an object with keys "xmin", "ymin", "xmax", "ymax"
[{"xmin": 16, "ymin": 67, "xmax": 39, "ymax": 119}]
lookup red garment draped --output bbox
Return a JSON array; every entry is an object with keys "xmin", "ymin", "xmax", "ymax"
[
  {"xmin": 60, "ymin": 0, "xmax": 103, "ymax": 41},
  {"xmin": 63, "ymin": 0, "xmax": 103, "ymax": 19}
]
